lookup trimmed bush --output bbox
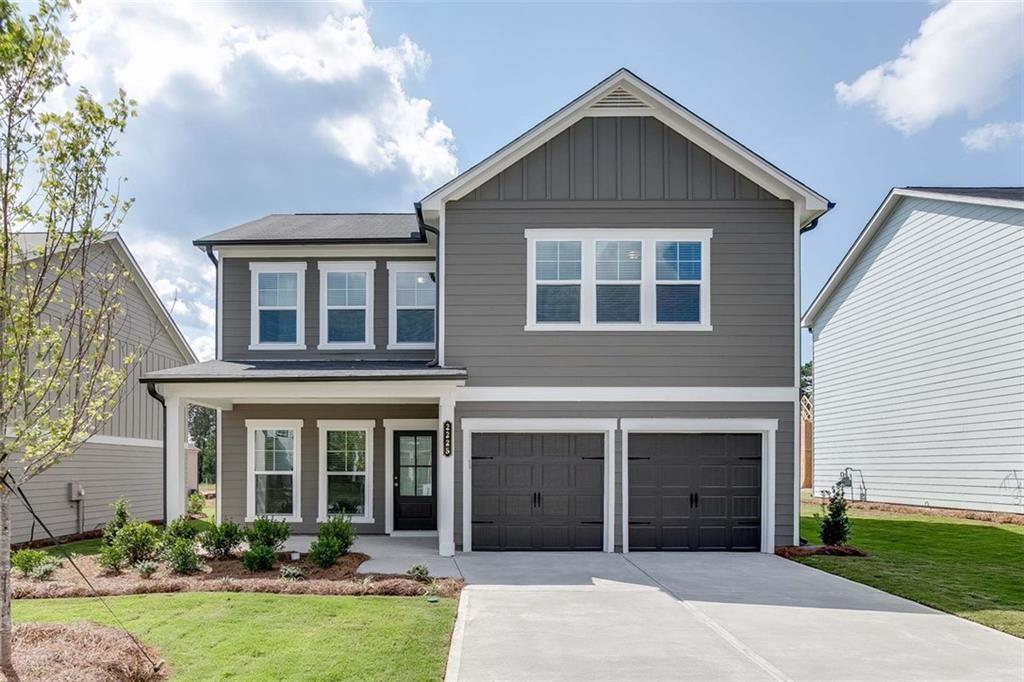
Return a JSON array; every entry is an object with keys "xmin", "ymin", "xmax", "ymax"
[
  {"xmin": 186, "ymin": 491, "xmax": 205, "ymax": 517},
  {"xmin": 241, "ymin": 543, "xmax": 276, "ymax": 572},
  {"xmin": 164, "ymin": 515, "xmax": 199, "ymax": 543},
  {"xmin": 168, "ymin": 538, "xmax": 201, "ymax": 575},
  {"xmin": 317, "ymin": 516, "xmax": 356, "ymax": 554},
  {"xmin": 246, "ymin": 517, "xmax": 290, "ymax": 551},
  {"xmin": 200, "ymin": 520, "xmax": 244, "ymax": 559},
  {"xmin": 406, "ymin": 563, "xmax": 430, "ymax": 581},
  {"xmin": 102, "ymin": 497, "xmax": 131, "ymax": 546},
  {"xmin": 279, "ymin": 564, "xmax": 305, "ymax": 581},
  {"xmin": 308, "ymin": 537, "xmax": 341, "ymax": 569},
  {"xmin": 135, "ymin": 560, "xmax": 159, "ymax": 579},
  {"xmin": 28, "ymin": 556, "xmax": 62, "ymax": 581},
  {"xmin": 98, "ymin": 544, "xmax": 125, "ymax": 573},
  {"xmin": 819, "ymin": 483, "xmax": 852, "ymax": 546},
  {"xmin": 11, "ymin": 549, "xmax": 47, "ymax": 578},
  {"xmin": 113, "ymin": 520, "xmax": 162, "ymax": 565}
]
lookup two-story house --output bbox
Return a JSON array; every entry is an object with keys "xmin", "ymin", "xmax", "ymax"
[{"xmin": 142, "ymin": 70, "xmax": 831, "ymax": 555}]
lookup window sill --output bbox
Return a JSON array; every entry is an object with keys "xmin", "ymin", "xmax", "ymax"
[
  {"xmin": 248, "ymin": 343, "xmax": 306, "ymax": 351},
  {"xmin": 317, "ymin": 343, "xmax": 376, "ymax": 351},
  {"xmin": 317, "ymin": 516, "xmax": 374, "ymax": 524},
  {"xmin": 386, "ymin": 343, "xmax": 434, "ymax": 350},
  {"xmin": 245, "ymin": 515, "xmax": 302, "ymax": 523},
  {"xmin": 524, "ymin": 323, "xmax": 713, "ymax": 332}
]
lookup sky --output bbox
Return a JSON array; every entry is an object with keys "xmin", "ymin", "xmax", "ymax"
[{"xmin": 54, "ymin": 0, "xmax": 1024, "ymax": 362}]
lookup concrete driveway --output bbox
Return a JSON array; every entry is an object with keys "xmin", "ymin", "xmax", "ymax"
[{"xmin": 445, "ymin": 552, "xmax": 1023, "ymax": 681}]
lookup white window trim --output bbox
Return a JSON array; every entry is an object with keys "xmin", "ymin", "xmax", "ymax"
[
  {"xmin": 383, "ymin": 419, "xmax": 439, "ymax": 534},
  {"xmin": 387, "ymin": 261, "xmax": 436, "ymax": 350},
  {"xmin": 245, "ymin": 418, "xmax": 303, "ymax": 523},
  {"xmin": 249, "ymin": 262, "xmax": 306, "ymax": 351},
  {"xmin": 317, "ymin": 419, "xmax": 375, "ymax": 524},
  {"xmin": 525, "ymin": 228, "xmax": 712, "ymax": 331},
  {"xmin": 317, "ymin": 261, "xmax": 375, "ymax": 350}
]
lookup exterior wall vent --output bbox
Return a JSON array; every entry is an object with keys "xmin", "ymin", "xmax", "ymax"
[{"xmin": 591, "ymin": 87, "xmax": 650, "ymax": 110}]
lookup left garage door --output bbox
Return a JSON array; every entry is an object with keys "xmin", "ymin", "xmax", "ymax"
[{"xmin": 471, "ymin": 433, "xmax": 604, "ymax": 550}]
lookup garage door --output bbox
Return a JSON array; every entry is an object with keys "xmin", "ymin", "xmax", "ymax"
[
  {"xmin": 471, "ymin": 433, "xmax": 604, "ymax": 550},
  {"xmin": 628, "ymin": 433, "xmax": 761, "ymax": 551}
]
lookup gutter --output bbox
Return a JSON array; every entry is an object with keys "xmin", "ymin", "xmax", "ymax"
[
  {"xmin": 145, "ymin": 382, "xmax": 167, "ymax": 524},
  {"xmin": 414, "ymin": 201, "xmax": 441, "ymax": 368},
  {"xmin": 799, "ymin": 201, "xmax": 837, "ymax": 234},
  {"xmin": 192, "ymin": 235, "xmax": 427, "ymax": 248}
]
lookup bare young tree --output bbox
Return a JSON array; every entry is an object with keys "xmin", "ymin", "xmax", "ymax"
[{"xmin": 0, "ymin": 1, "xmax": 137, "ymax": 674}]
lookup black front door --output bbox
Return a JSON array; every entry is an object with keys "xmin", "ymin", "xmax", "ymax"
[{"xmin": 393, "ymin": 431, "xmax": 437, "ymax": 531}]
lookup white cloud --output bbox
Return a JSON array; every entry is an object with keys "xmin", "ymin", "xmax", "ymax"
[
  {"xmin": 960, "ymin": 121, "xmax": 1024, "ymax": 151},
  {"xmin": 191, "ymin": 336, "xmax": 216, "ymax": 362},
  {"xmin": 835, "ymin": 1, "xmax": 1024, "ymax": 134},
  {"xmin": 65, "ymin": 1, "xmax": 457, "ymax": 182}
]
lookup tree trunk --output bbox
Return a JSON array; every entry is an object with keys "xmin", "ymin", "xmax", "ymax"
[{"xmin": 0, "ymin": 486, "xmax": 14, "ymax": 680}]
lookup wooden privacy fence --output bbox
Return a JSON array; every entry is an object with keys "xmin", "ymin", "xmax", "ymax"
[{"xmin": 800, "ymin": 395, "xmax": 813, "ymax": 489}]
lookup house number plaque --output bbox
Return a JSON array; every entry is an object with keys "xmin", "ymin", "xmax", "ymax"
[{"xmin": 442, "ymin": 421, "xmax": 452, "ymax": 457}]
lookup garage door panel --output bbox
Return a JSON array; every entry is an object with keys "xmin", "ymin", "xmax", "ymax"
[
  {"xmin": 661, "ymin": 495, "xmax": 690, "ymax": 518},
  {"xmin": 542, "ymin": 494, "xmax": 569, "ymax": 516},
  {"xmin": 541, "ymin": 463, "xmax": 570, "ymax": 487},
  {"xmin": 698, "ymin": 526, "xmax": 728, "ymax": 550},
  {"xmin": 732, "ymin": 496, "xmax": 760, "ymax": 519},
  {"xmin": 732, "ymin": 526, "xmax": 760, "ymax": 550},
  {"xmin": 699, "ymin": 495, "xmax": 728, "ymax": 519},
  {"xmin": 474, "ymin": 463, "xmax": 500, "ymax": 487},
  {"xmin": 574, "ymin": 494, "xmax": 603, "ymax": 518},
  {"xmin": 505, "ymin": 494, "xmax": 534, "ymax": 517},
  {"xmin": 732, "ymin": 465, "xmax": 759, "ymax": 488},
  {"xmin": 505, "ymin": 464, "xmax": 534, "ymax": 487},
  {"xmin": 575, "ymin": 525, "xmax": 604, "ymax": 550},
  {"xmin": 699, "ymin": 465, "xmax": 728, "ymax": 488},
  {"xmin": 474, "ymin": 494, "xmax": 501, "ymax": 517}
]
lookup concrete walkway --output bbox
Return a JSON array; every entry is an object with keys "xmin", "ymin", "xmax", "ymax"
[{"xmin": 446, "ymin": 552, "xmax": 1024, "ymax": 682}]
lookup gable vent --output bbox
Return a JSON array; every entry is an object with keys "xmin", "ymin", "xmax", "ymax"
[{"xmin": 592, "ymin": 87, "xmax": 650, "ymax": 110}]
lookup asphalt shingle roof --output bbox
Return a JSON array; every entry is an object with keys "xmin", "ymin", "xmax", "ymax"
[
  {"xmin": 141, "ymin": 359, "xmax": 465, "ymax": 382},
  {"xmin": 193, "ymin": 213, "xmax": 423, "ymax": 246}
]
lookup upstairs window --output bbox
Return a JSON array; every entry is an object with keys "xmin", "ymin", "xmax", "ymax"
[
  {"xmin": 250, "ymin": 262, "xmax": 306, "ymax": 350},
  {"xmin": 388, "ymin": 261, "xmax": 436, "ymax": 349},
  {"xmin": 525, "ymin": 229, "xmax": 711, "ymax": 331},
  {"xmin": 318, "ymin": 262, "xmax": 374, "ymax": 350}
]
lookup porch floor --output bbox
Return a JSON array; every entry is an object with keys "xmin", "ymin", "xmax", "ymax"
[{"xmin": 285, "ymin": 535, "xmax": 462, "ymax": 578}]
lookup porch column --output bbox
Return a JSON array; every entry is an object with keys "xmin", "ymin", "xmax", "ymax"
[
  {"xmin": 165, "ymin": 396, "xmax": 188, "ymax": 521},
  {"xmin": 437, "ymin": 394, "xmax": 456, "ymax": 556}
]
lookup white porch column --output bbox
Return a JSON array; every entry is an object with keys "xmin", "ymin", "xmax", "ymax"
[
  {"xmin": 165, "ymin": 396, "xmax": 188, "ymax": 521},
  {"xmin": 437, "ymin": 394, "xmax": 456, "ymax": 557}
]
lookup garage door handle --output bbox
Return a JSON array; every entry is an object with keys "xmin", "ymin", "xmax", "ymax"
[
  {"xmin": 580, "ymin": 456, "xmax": 603, "ymax": 460},
  {"xmin": 472, "ymin": 456, "xmax": 494, "ymax": 460},
  {"xmin": 628, "ymin": 456, "xmax": 651, "ymax": 461},
  {"xmin": 474, "ymin": 520, "xmax": 495, "ymax": 525},
  {"xmin": 580, "ymin": 521, "xmax": 602, "ymax": 525},
  {"xmin": 689, "ymin": 493, "xmax": 694, "ymax": 507}
]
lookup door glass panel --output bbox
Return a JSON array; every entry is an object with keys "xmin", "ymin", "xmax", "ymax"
[
  {"xmin": 415, "ymin": 436, "xmax": 432, "ymax": 465},
  {"xmin": 399, "ymin": 437, "xmax": 416, "ymax": 466},
  {"xmin": 416, "ymin": 467, "xmax": 432, "ymax": 496},
  {"xmin": 399, "ymin": 467, "xmax": 416, "ymax": 496}
]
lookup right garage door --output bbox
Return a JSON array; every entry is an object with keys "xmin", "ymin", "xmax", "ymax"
[{"xmin": 628, "ymin": 433, "xmax": 761, "ymax": 551}]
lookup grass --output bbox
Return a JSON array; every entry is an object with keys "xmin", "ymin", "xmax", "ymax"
[
  {"xmin": 798, "ymin": 494, "xmax": 1024, "ymax": 638},
  {"xmin": 13, "ymin": 592, "xmax": 457, "ymax": 680}
]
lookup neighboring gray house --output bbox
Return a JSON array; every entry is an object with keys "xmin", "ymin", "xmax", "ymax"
[
  {"xmin": 803, "ymin": 187, "xmax": 1024, "ymax": 514},
  {"xmin": 143, "ymin": 69, "xmax": 831, "ymax": 554},
  {"xmin": 14, "ymin": 232, "xmax": 196, "ymax": 544}
]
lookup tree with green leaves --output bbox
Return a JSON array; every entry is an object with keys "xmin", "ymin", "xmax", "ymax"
[
  {"xmin": 188, "ymin": 403, "xmax": 216, "ymax": 484},
  {"xmin": 0, "ymin": 1, "xmax": 137, "ymax": 672},
  {"xmin": 800, "ymin": 361, "xmax": 813, "ymax": 400}
]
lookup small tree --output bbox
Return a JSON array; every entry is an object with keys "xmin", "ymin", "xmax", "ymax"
[
  {"xmin": 818, "ymin": 483, "xmax": 852, "ymax": 546},
  {"xmin": 800, "ymin": 361, "xmax": 813, "ymax": 400},
  {"xmin": 0, "ymin": 1, "xmax": 137, "ymax": 673},
  {"xmin": 188, "ymin": 403, "xmax": 216, "ymax": 484}
]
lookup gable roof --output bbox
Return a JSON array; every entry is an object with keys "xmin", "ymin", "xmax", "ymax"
[
  {"xmin": 193, "ymin": 213, "xmax": 423, "ymax": 247},
  {"xmin": 802, "ymin": 186, "xmax": 1024, "ymax": 329},
  {"xmin": 421, "ymin": 68, "xmax": 831, "ymax": 226}
]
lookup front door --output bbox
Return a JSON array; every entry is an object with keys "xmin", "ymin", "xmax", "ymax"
[{"xmin": 393, "ymin": 431, "xmax": 437, "ymax": 531}]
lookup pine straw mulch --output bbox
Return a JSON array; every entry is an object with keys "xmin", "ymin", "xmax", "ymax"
[
  {"xmin": 805, "ymin": 496, "xmax": 1024, "ymax": 526},
  {"xmin": 776, "ymin": 545, "xmax": 868, "ymax": 559},
  {"xmin": 12, "ymin": 552, "xmax": 463, "ymax": 600},
  {"xmin": 2, "ymin": 622, "xmax": 166, "ymax": 681}
]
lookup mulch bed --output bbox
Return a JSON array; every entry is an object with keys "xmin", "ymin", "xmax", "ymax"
[
  {"xmin": 2, "ymin": 622, "xmax": 166, "ymax": 681},
  {"xmin": 806, "ymin": 497, "xmax": 1024, "ymax": 526},
  {"xmin": 13, "ymin": 552, "xmax": 463, "ymax": 600},
  {"xmin": 776, "ymin": 545, "xmax": 868, "ymax": 558}
]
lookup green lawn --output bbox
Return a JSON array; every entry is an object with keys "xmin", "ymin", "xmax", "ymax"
[
  {"xmin": 798, "ymin": 496, "xmax": 1024, "ymax": 638},
  {"xmin": 14, "ymin": 592, "xmax": 457, "ymax": 680}
]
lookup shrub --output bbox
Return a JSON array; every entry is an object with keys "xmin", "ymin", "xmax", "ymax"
[
  {"xmin": 11, "ymin": 549, "xmax": 47, "ymax": 577},
  {"xmin": 98, "ymin": 544, "xmax": 125, "ymax": 573},
  {"xmin": 164, "ymin": 515, "xmax": 199, "ymax": 543},
  {"xmin": 102, "ymin": 497, "xmax": 131, "ymax": 546},
  {"xmin": 308, "ymin": 537, "xmax": 341, "ymax": 569},
  {"xmin": 279, "ymin": 564, "xmax": 305, "ymax": 581},
  {"xmin": 168, "ymin": 538, "xmax": 201, "ymax": 575},
  {"xmin": 28, "ymin": 556, "xmax": 62, "ymax": 581},
  {"xmin": 186, "ymin": 491, "xmax": 206, "ymax": 517},
  {"xmin": 406, "ymin": 563, "xmax": 430, "ymax": 581},
  {"xmin": 819, "ymin": 483, "xmax": 852, "ymax": 546},
  {"xmin": 241, "ymin": 544, "xmax": 276, "ymax": 572},
  {"xmin": 113, "ymin": 520, "xmax": 162, "ymax": 565},
  {"xmin": 317, "ymin": 516, "xmax": 356, "ymax": 554},
  {"xmin": 246, "ymin": 517, "xmax": 290, "ymax": 551},
  {"xmin": 200, "ymin": 520, "xmax": 244, "ymax": 559},
  {"xmin": 135, "ymin": 560, "xmax": 159, "ymax": 579}
]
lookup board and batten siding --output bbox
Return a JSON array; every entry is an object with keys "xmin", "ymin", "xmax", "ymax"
[{"xmin": 811, "ymin": 197, "xmax": 1024, "ymax": 513}]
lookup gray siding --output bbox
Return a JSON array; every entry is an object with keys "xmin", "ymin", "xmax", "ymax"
[
  {"xmin": 221, "ymin": 256, "xmax": 434, "ymax": 361},
  {"xmin": 220, "ymin": 404, "xmax": 437, "ymax": 535},
  {"xmin": 453, "ymin": 401, "xmax": 795, "ymax": 550}
]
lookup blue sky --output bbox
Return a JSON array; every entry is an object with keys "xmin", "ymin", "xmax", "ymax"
[{"xmin": 60, "ymin": 1, "xmax": 1024, "ymax": 361}]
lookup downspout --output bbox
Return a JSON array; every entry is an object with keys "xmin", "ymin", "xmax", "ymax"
[
  {"xmin": 146, "ymin": 382, "xmax": 167, "ymax": 523},
  {"xmin": 203, "ymin": 245, "xmax": 218, "ymax": 267},
  {"xmin": 414, "ymin": 202, "xmax": 441, "ymax": 367},
  {"xmin": 799, "ymin": 201, "xmax": 837, "ymax": 233}
]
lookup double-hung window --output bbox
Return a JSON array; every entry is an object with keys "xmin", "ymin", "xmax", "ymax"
[
  {"xmin": 250, "ymin": 262, "xmax": 306, "ymax": 350},
  {"xmin": 526, "ymin": 229, "xmax": 711, "ymax": 330},
  {"xmin": 246, "ymin": 419, "xmax": 302, "ymax": 522},
  {"xmin": 318, "ymin": 420, "xmax": 374, "ymax": 523},
  {"xmin": 387, "ymin": 261, "xmax": 436, "ymax": 349},
  {"xmin": 318, "ymin": 262, "xmax": 374, "ymax": 349}
]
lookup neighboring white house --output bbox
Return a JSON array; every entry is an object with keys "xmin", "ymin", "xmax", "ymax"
[{"xmin": 803, "ymin": 187, "xmax": 1024, "ymax": 514}]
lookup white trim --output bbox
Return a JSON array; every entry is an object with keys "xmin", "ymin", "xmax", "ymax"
[
  {"xmin": 619, "ymin": 418, "xmax": 778, "ymax": 554},
  {"xmin": 438, "ymin": 205, "xmax": 446, "ymax": 366},
  {"xmin": 793, "ymin": 203, "xmax": 802, "ymax": 546},
  {"xmin": 159, "ymin": 380, "xmax": 464, "ymax": 402},
  {"xmin": 383, "ymin": 419, "xmax": 439, "ymax": 535},
  {"xmin": 460, "ymin": 418, "xmax": 618, "ymax": 553},
  {"xmin": 420, "ymin": 69, "xmax": 829, "ymax": 225},
  {"xmin": 249, "ymin": 262, "xmax": 306, "ymax": 351},
  {"xmin": 896, "ymin": 188, "xmax": 1024, "ymax": 210},
  {"xmin": 387, "ymin": 261, "xmax": 436, "ymax": 350},
  {"xmin": 454, "ymin": 386, "xmax": 797, "ymax": 402},
  {"xmin": 525, "ymin": 228, "xmax": 713, "ymax": 331},
  {"xmin": 316, "ymin": 419, "xmax": 376, "ymax": 524},
  {"xmin": 215, "ymin": 408, "xmax": 222, "ymax": 524},
  {"xmin": 87, "ymin": 434, "xmax": 163, "ymax": 449},
  {"xmin": 217, "ymin": 245, "xmax": 432, "ymax": 259},
  {"xmin": 317, "ymin": 261, "xmax": 375, "ymax": 350},
  {"xmin": 245, "ymin": 418, "xmax": 303, "ymax": 523}
]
